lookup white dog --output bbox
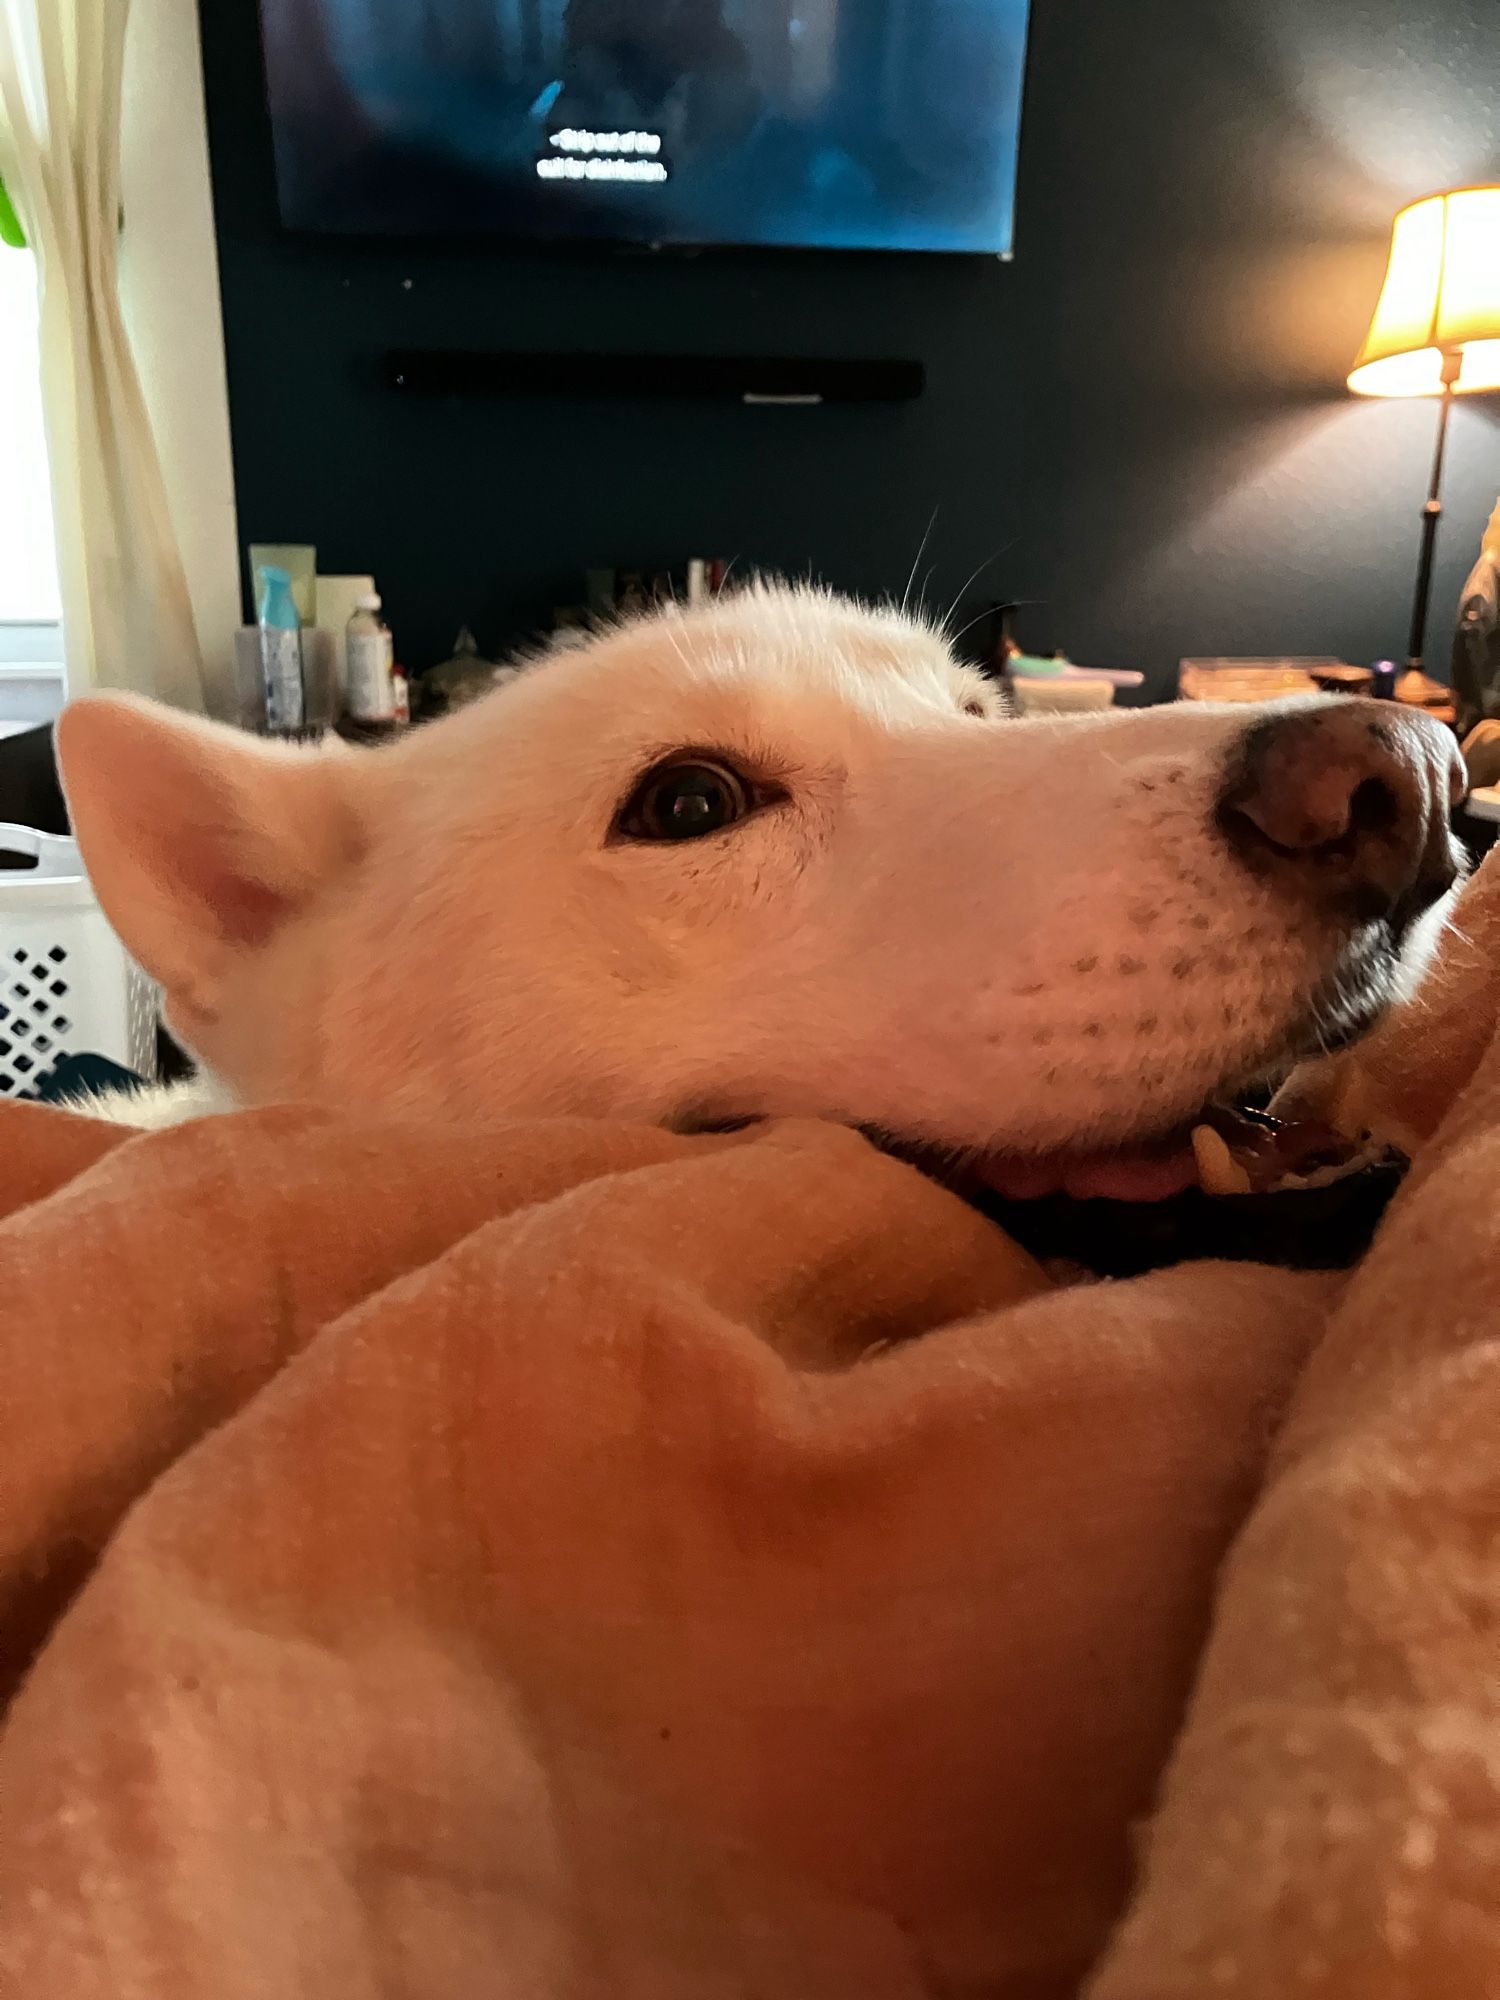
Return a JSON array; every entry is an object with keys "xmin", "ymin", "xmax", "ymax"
[{"xmin": 55, "ymin": 585, "xmax": 1464, "ymax": 1205}]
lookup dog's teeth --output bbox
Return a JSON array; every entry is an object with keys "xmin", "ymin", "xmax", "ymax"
[{"xmin": 1191, "ymin": 1123, "xmax": 1252, "ymax": 1197}]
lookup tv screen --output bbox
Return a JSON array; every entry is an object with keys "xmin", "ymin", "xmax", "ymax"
[{"xmin": 258, "ymin": 1, "xmax": 1031, "ymax": 254}]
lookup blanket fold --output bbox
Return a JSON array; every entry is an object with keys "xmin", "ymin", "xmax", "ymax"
[
  {"xmin": 0, "ymin": 1104, "xmax": 1328, "ymax": 1997},
  {"xmin": 1087, "ymin": 855, "xmax": 1500, "ymax": 1997}
]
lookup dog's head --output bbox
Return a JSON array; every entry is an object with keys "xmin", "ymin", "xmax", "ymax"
[{"xmin": 57, "ymin": 586, "xmax": 1464, "ymax": 1185}]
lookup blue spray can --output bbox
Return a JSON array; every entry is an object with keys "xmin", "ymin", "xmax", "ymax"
[{"xmin": 256, "ymin": 564, "xmax": 305, "ymax": 733}]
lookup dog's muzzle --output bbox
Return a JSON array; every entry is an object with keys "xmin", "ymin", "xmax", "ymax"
[{"xmin": 1216, "ymin": 699, "xmax": 1467, "ymax": 935}]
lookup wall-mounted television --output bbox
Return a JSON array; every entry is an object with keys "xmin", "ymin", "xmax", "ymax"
[{"xmin": 258, "ymin": 0, "xmax": 1031, "ymax": 255}]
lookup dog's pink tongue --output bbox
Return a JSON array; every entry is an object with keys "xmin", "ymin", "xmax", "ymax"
[{"xmin": 976, "ymin": 1138, "xmax": 1197, "ymax": 1203}]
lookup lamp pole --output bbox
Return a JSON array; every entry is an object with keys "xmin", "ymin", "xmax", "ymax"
[{"xmin": 1406, "ymin": 348, "xmax": 1463, "ymax": 674}]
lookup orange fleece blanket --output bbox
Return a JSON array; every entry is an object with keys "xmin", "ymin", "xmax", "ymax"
[
  {"xmin": 1, "ymin": 863, "xmax": 1497, "ymax": 1998},
  {"xmin": 1086, "ymin": 855, "xmax": 1500, "ymax": 2000}
]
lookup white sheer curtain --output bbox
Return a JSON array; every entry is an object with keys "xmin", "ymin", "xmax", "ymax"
[{"xmin": 0, "ymin": 0, "xmax": 207, "ymax": 708}]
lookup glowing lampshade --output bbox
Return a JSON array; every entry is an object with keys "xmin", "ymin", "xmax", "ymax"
[{"xmin": 1348, "ymin": 186, "xmax": 1500, "ymax": 397}]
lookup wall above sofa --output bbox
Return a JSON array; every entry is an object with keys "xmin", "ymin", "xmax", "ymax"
[{"xmin": 199, "ymin": 0, "xmax": 1499, "ymax": 695}]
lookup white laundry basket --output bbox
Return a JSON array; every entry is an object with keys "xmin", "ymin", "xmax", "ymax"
[{"xmin": 0, "ymin": 824, "xmax": 158, "ymax": 1097}]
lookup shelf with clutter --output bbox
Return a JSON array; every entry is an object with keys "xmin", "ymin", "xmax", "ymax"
[{"xmin": 233, "ymin": 549, "xmax": 735, "ymax": 743}]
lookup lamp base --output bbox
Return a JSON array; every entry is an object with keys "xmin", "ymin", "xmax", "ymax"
[{"xmin": 1405, "ymin": 360, "xmax": 1462, "ymax": 675}]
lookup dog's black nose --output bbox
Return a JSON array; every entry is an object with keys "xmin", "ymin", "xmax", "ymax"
[{"xmin": 1218, "ymin": 700, "xmax": 1466, "ymax": 928}]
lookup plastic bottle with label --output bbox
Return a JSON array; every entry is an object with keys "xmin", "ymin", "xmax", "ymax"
[
  {"xmin": 346, "ymin": 593, "xmax": 396, "ymax": 722},
  {"xmin": 257, "ymin": 565, "xmax": 306, "ymax": 734}
]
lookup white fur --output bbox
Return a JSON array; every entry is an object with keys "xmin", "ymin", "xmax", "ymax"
[
  {"xmin": 54, "ymin": 584, "xmax": 1454, "ymax": 1160},
  {"xmin": 76, "ymin": 1073, "xmax": 234, "ymax": 1130}
]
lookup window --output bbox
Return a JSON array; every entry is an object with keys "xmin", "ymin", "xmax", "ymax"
[
  {"xmin": 0, "ymin": 246, "xmax": 63, "ymax": 732},
  {"xmin": 0, "ymin": 247, "xmax": 60, "ymax": 621}
]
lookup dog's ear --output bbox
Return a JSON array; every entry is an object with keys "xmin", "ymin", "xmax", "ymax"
[{"xmin": 56, "ymin": 695, "xmax": 364, "ymax": 1027}]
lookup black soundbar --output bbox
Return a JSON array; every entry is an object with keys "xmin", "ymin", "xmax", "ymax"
[{"xmin": 383, "ymin": 349, "xmax": 924, "ymax": 405}]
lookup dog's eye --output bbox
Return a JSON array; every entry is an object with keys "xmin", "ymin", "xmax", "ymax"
[
  {"xmin": 963, "ymin": 699, "xmax": 988, "ymax": 718},
  {"xmin": 615, "ymin": 759, "xmax": 754, "ymax": 843}
]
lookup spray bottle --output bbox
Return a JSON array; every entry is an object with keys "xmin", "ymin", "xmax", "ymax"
[{"xmin": 256, "ymin": 564, "xmax": 305, "ymax": 734}]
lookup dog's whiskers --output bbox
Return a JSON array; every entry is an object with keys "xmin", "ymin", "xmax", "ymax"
[
  {"xmin": 903, "ymin": 506, "xmax": 940, "ymax": 619},
  {"xmin": 947, "ymin": 601, "xmax": 1002, "ymax": 654},
  {"xmin": 941, "ymin": 546, "xmax": 1014, "ymax": 637}
]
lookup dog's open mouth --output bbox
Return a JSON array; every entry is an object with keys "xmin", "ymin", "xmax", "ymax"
[
  {"xmin": 695, "ymin": 1096, "xmax": 1405, "ymax": 1276},
  {"xmin": 883, "ymin": 1101, "xmax": 1371, "ymax": 1207},
  {"xmin": 871, "ymin": 1102, "xmax": 1406, "ymax": 1278},
  {"xmin": 691, "ymin": 992, "xmax": 1409, "ymax": 1276}
]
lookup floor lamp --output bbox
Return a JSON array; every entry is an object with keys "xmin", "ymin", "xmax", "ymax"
[{"xmin": 1348, "ymin": 186, "xmax": 1500, "ymax": 678}]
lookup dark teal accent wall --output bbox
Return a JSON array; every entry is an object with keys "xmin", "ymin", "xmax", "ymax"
[{"xmin": 200, "ymin": 0, "xmax": 1499, "ymax": 695}]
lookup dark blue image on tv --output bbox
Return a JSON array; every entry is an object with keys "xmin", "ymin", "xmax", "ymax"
[{"xmin": 259, "ymin": 0, "xmax": 1030, "ymax": 254}]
